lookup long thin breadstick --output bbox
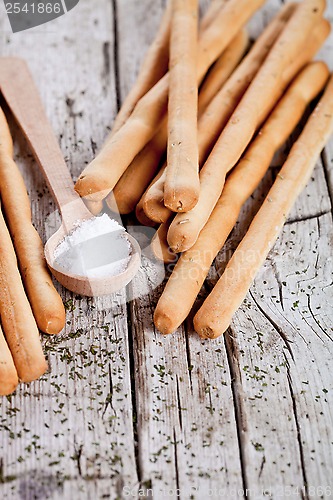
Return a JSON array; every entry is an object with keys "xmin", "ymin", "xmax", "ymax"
[
  {"xmin": 88, "ymin": 4, "xmax": 172, "ymax": 216},
  {"xmin": 198, "ymin": 29, "xmax": 248, "ymax": 114},
  {"xmin": 107, "ymin": 117, "xmax": 168, "ymax": 214},
  {"xmin": 168, "ymin": 3, "xmax": 329, "ymax": 253},
  {"xmin": 111, "ymin": 2, "xmax": 171, "ymax": 136},
  {"xmin": 0, "ymin": 108, "xmax": 66, "ymax": 335},
  {"xmin": 164, "ymin": 0, "xmax": 200, "ymax": 213},
  {"xmin": 0, "ymin": 208, "xmax": 47, "ymax": 382},
  {"xmin": 144, "ymin": 3, "xmax": 297, "ymax": 225},
  {"xmin": 197, "ymin": 2, "xmax": 297, "ymax": 166},
  {"xmin": 75, "ymin": 0, "xmax": 266, "ymax": 202},
  {"xmin": 105, "ymin": 0, "xmax": 237, "ymax": 216},
  {"xmin": 143, "ymin": 167, "xmax": 170, "ymax": 223},
  {"xmin": 0, "ymin": 325, "xmax": 18, "ymax": 395},
  {"xmin": 194, "ymin": 74, "xmax": 333, "ymax": 339},
  {"xmin": 154, "ymin": 61, "xmax": 330, "ymax": 334},
  {"xmin": 110, "ymin": 31, "xmax": 248, "ymax": 216}
]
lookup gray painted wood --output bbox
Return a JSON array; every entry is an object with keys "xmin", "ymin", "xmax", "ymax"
[{"xmin": 0, "ymin": 1, "xmax": 332, "ymax": 499}]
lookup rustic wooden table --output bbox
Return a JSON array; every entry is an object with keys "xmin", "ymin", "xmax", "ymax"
[{"xmin": 0, "ymin": 1, "xmax": 333, "ymax": 499}]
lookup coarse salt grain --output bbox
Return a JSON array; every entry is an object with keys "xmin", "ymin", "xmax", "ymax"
[{"xmin": 53, "ymin": 214, "xmax": 131, "ymax": 278}]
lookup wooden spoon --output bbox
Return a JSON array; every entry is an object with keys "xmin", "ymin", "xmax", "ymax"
[{"xmin": 0, "ymin": 58, "xmax": 141, "ymax": 296}]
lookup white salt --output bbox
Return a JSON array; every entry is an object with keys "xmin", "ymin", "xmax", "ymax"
[{"xmin": 53, "ymin": 214, "xmax": 131, "ymax": 278}]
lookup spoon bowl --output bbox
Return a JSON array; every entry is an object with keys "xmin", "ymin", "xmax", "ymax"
[
  {"xmin": 0, "ymin": 58, "xmax": 141, "ymax": 296},
  {"xmin": 44, "ymin": 220, "xmax": 141, "ymax": 296}
]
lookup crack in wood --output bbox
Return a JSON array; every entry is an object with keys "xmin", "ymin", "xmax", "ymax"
[
  {"xmin": 73, "ymin": 440, "xmax": 83, "ymax": 477},
  {"xmin": 176, "ymin": 376, "xmax": 183, "ymax": 431},
  {"xmin": 321, "ymin": 150, "xmax": 333, "ymax": 214},
  {"xmin": 268, "ymin": 256, "xmax": 285, "ymax": 311},
  {"xmin": 101, "ymin": 41, "xmax": 111, "ymax": 84},
  {"xmin": 184, "ymin": 333, "xmax": 193, "ymax": 394},
  {"xmin": 306, "ymin": 294, "xmax": 333, "ymax": 343},
  {"xmin": 285, "ymin": 210, "xmax": 331, "ymax": 225},
  {"xmin": 126, "ymin": 298, "xmax": 142, "ymax": 488},
  {"xmin": 111, "ymin": 0, "xmax": 121, "ymax": 111},
  {"xmin": 258, "ymin": 455, "xmax": 266, "ymax": 479},
  {"xmin": 173, "ymin": 428, "xmax": 180, "ymax": 498},
  {"xmin": 224, "ymin": 331, "xmax": 249, "ymax": 500},
  {"xmin": 249, "ymin": 290, "xmax": 295, "ymax": 362},
  {"xmin": 102, "ymin": 363, "xmax": 117, "ymax": 419},
  {"xmin": 285, "ymin": 354, "xmax": 309, "ymax": 500}
]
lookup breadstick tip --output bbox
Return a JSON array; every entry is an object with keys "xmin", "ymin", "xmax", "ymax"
[
  {"xmin": 44, "ymin": 315, "xmax": 66, "ymax": 335},
  {"xmin": 193, "ymin": 313, "xmax": 229, "ymax": 339},
  {"xmin": 154, "ymin": 310, "xmax": 177, "ymax": 335}
]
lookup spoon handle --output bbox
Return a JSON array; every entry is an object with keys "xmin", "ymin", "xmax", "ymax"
[{"xmin": 0, "ymin": 58, "xmax": 90, "ymax": 226}]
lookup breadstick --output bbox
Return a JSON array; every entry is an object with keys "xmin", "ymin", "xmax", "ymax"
[
  {"xmin": 198, "ymin": 29, "xmax": 248, "ymax": 115},
  {"xmin": 164, "ymin": 0, "xmax": 199, "ymax": 213},
  {"xmin": 196, "ymin": 2, "xmax": 297, "ymax": 165},
  {"xmin": 106, "ymin": 117, "xmax": 168, "ymax": 214},
  {"xmin": 194, "ymin": 74, "xmax": 333, "ymax": 339},
  {"xmin": 0, "ymin": 325, "xmax": 18, "ymax": 396},
  {"xmin": 103, "ymin": 3, "xmax": 172, "ymax": 214},
  {"xmin": 144, "ymin": 3, "xmax": 297, "ymax": 225},
  {"xmin": 0, "ymin": 108, "xmax": 66, "ymax": 335},
  {"xmin": 168, "ymin": 4, "xmax": 329, "ymax": 253},
  {"xmin": 75, "ymin": 0, "xmax": 266, "ymax": 201},
  {"xmin": 106, "ymin": 2, "xmax": 232, "ymax": 215},
  {"xmin": 111, "ymin": 2, "xmax": 171, "ymax": 136},
  {"xmin": 151, "ymin": 219, "xmax": 177, "ymax": 264},
  {"xmin": 0, "ymin": 208, "xmax": 47, "ymax": 382},
  {"xmin": 154, "ymin": 61, "xmax": 329, "ymax": 334}
]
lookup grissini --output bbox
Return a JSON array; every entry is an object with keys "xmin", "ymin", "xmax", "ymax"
[
  {"xmin": 74, "ymin": 0, "xmax": 266, "ymax": 201},
  {"xmin": 110, "ymin": 2, "xmax": 171, "ymax": 136},
  {"xmin": 0, "ymin": 108, "xmax": 66, "ymax": 335},
  {"xmin": 167, "ymin": 4, "xmax": 329, "ymax": 253},
  {"xmin": 196, "ymin": 2, "xmax": 297, "ymax": 168},
  {"xmin": 154, "ymin": 61, "xmax": 329, "ymax": 334},
  {"xmin": 198, "ymin": 29, "xmax": 248, "ymax": 115},
  {"xmin": 194, "ymin": 73, "xmax": 333, "ymax": 339},
  {"xmin": 0, "ymin": 324, "xmax": 18, "ymax": 396},
  {"xmin": 106, "ymin": 117, "xmax": 168, "ymax": 214},
  {"xmin": 110, "ymin": 26, "xmax": 248, "ymax": 215},
  {"xmin": 144, "ymin": 2, "xmax": 297, "ymax": 224},
  {"xmin": 0, "ymin": 208, "xmax": 47, "ymax": 382},
  {"xmin": 143, "ymin": 166, "xmax": 169, "ymax": 224},
  {"xmin": 105, "ymin": 0, "xmax": 230, "ymax": 215},
  {"xmin": 90, "ymin": 3, "xmax": 171, "ymax": 216},
  {"xmin": 164, "ymin": 0, "xmax": 199, "ymax": 213}
]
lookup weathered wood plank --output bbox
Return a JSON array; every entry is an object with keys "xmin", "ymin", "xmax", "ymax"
[
  {"xmin": 124, "ymin": 0, "xmax": 333, "ymax": 498},
  {"xmin": 204, "ymin": 1, "xmax": 333, "ymax": 495},
  {"xmin": 129, "ymin": 260, "xmax": 243, "ymax": 497},
  {"xmin": 0, "ymin": 1, "xmax": 138, "ymax": 498},
  {"xmin": 0, "ymin": 0, "xmax": 332, "ymax": 498}
]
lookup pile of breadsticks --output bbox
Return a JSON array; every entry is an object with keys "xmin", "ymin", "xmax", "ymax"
[
  {"xmin": 75, "ymin": 0, "xmax": 333, "ymax": 339},
  {"xmin": 0, "ymin": 108, "xmax": 65, "ymax": 395}
]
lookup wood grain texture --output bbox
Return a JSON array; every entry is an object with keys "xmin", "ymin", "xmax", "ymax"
[{"xmin": 0, "ymin": 0, "xmax": 332, "ymax": 498}]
